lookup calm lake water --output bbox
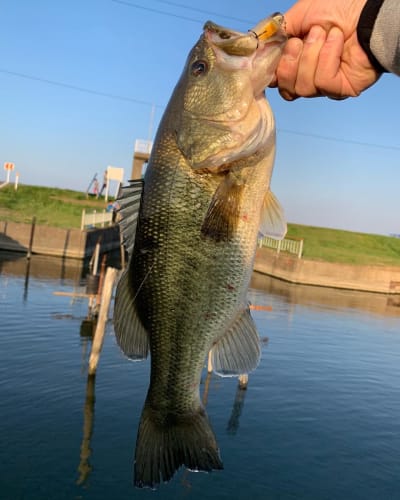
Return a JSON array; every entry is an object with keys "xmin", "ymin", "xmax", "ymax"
[{"xmin": 1, "ymin": 252, "xmax": 400, "ymax": 500}]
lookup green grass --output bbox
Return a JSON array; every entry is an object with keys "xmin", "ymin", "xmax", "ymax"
[
  {"xmin": 287, "ymin": 223, "xmax": 400, "ymax": 266},
  {"xmin": 0, "ymin": 184, "xmax": 110, "ymax": 228},
  {"xmin": 1, "ymin": 184, "xmax": 400, "ymax": 266}
]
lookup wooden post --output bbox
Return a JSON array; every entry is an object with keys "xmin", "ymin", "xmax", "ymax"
[
  {"xmin": 27, "ymin": 216, "xmax": 36, "ymax": 260},
  {"xmin": 298, "ymin": 239, "xmax": 304, "ymax": 259},
  {"xmin": 207, "ymin": 350, "xmax": 213, "ymax": 373},
  {"xmin": 238, "ymin": 374, "xmax": 249, "ymax": 389},
  {"xmin": 202, "ymin": 372, "xmax": 212, "ymax": 407},
  {"xmin": 92, "ymin": 242, "xmax": 100, "ymax": 276},
  {"xmin": 88, "ymin": 267, "xmax": 118, "ymax": 375},
  {"xmin": 96, "ymin": 255, "xmax": 107, "ymax": 307}
]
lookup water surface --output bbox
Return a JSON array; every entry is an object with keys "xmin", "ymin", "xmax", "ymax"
[{"xmin": 1, "ymin": 252, "xmax": 400, "ymax": 499}]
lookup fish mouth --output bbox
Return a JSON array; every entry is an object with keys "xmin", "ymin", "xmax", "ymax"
[{"xmin": 204, "ymin": 12, "xmax": 287, "ymax": 57}]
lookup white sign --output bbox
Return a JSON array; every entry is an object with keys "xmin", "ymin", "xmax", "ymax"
[
  {"xmin": 107, "ymin": 166, "xmax": 124, "ymax": 182},
  {"xmin": 134, "ymin": 139, "xmax": 152, "ymax": 155},
  {"xmin": 105, "ymin": 166, "xmax": 124, "ymax": 201}
]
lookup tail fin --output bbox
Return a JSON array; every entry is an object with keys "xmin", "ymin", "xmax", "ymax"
[{"xmin": 134, "ymin": 404, "xmax": 223, "ymax": 488}]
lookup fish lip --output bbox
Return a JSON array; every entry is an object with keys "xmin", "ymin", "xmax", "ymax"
[
  {"xmin": 204, "ymin": 21, "xmax": 258, "ymax": 56},
  {"xmin": 204, "ymin": 14, "xmax": 287, "ymax": 56}
]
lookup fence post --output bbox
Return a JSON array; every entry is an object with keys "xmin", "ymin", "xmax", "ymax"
[
  {"xmin": 81, "ymin": 210, "xmax": 86, "ymax": 230},
  {"xmin": 298, "ymin": 239, "xmax": 304, "ymax": 259}
]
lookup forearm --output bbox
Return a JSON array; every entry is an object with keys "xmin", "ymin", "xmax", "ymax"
[{"xmin": 358, "ymin": 0, "xmax": 400, "ymax": 75}]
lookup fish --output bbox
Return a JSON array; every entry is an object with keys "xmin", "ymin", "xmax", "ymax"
[{"xmin": 113, "ymin": 12, "xmax": 287, "ymax": 488}]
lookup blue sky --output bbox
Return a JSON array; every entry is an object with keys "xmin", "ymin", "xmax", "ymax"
[{"xmin": 1, "ymin": 0, "xmax": 399, "ymax": 235}]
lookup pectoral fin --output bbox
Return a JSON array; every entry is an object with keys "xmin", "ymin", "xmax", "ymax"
[
  {"xmin": 210, "ymin": 306, "xmax": 261, "ymax": 376},
  {"xmin": 258, "ymin": 189, "xmax": 287, "ymax": 240},
  {"xmin": 113, "ymin": 269, "xmax": 149, "ymax": 360},
  {"xmin": 201, "ymin": 173, "xmax": 244, "ymax": 242}
]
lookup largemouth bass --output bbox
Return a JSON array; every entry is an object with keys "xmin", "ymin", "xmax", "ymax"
[{"xmin": 114, "ymin": 13, "xmax": 287, "ymax": 488}]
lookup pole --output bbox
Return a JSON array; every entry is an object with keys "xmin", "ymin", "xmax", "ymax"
[
  {"xmin": 27, "ymin": 216, "xmax": 36, "ymax": 260},
  {"xmin": 148, "ymin": 103, "xmax": 155, "ymax": 143},
  {"xmin": 207, "ymin": 350, "xmax": 213, "ymax": 373},
  {"xmin": 88, "ymin": 267, "xmax": 117, "ymax": 375},
  {"xmin": 92, "ymin": 241, "xmax": 100, "ymax": 276}
]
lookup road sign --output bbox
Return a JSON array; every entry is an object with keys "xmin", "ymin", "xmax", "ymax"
[{"xmin": 4, "ymin": 162, "xmax": 15, "ymax": 171}]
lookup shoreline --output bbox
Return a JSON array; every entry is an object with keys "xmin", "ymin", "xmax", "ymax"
[
  {"xmin": 1, "ymin": 220, "xmax": 400, "ymax": 295},
  {"xmin": 0, "ymin": 220, "xmax": 120, "ymax": 260},
  {"xmin": 254, "ymin": 247, "xmax": 400, "ymax": 295}
]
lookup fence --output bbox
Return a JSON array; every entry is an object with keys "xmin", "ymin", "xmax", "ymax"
[
  {"xmin": 258, "ymin": 236, "xmax": 304, "ymax": 259},
  {"xmin": 81, "ymin": 209, "xmax": 114, "ymax": 230}
]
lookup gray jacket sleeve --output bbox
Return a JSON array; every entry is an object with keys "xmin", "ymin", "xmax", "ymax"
[{"xmin": 358, "ymin": 0, "xmax": 400, "ymax": 75}]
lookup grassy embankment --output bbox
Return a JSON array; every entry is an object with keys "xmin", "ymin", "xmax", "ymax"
[
  {"xmin": 1, "ymin": 184, "xmax": 400, "ymax": 266},
  {"xmin": 0, "ymin": 184, "xmax": 110, "ymax": 229}
]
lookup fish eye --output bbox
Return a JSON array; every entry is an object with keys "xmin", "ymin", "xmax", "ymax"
[{"xmin": 191, "ymin": 59, "xmax": 208, "ymax": 77}]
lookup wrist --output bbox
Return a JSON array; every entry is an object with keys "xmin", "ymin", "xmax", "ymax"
[{"xmin": 357, "ymin": 0, "xmax": 388, "ymax": 72}]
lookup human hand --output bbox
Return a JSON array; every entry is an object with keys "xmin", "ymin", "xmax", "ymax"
[{"xmin": 271, "ymin": 0, "xmax": 381, "ymax": 100}]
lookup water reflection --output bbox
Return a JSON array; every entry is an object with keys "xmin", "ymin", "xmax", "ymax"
[
  {"xmin": 77, "ymin": 374, "xmax": 96, "ymax": 486},
  {"xmin": 0, "ymin": 250, "xmax": 84, "ymax": 285},
  {"xmin": 250, "ymin": 272, "xmax": 400, "ymax": 317},
  {"xmin": 226, "ymin": 384, "xmax": 247, "ymax": 435},
  {"xmin": 1, "ymin": 254, "xmax": 400, "ymax": 499},
  {"xmin": 2, "ymin": 251, "xmax": 398, "ymax": 319}
]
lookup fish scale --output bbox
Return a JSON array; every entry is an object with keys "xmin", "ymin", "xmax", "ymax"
[{"xmin": 114, "ymin": 13, "xmax": 287, "ymax": 488}]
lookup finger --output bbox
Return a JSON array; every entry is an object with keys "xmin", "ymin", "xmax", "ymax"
[
  {"xmin": 268, "ymin": 74, "xmax": 278, "ymax": 88},
  {"xmin": 314, "ymin": 27, "xmax": 346, "ymax": 97},
  {"xmin": 283, "ymin": 2, "xmax": 310, "ymax": 38},
  {"xmin": 275, "ymin": 37, "xmax": 303, "ymax": 101},
  {"xmin": 295, "ymin": 25, "xmax": 327, "ymax": 97}
]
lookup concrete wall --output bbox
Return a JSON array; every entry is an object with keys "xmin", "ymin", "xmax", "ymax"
[
  {"xmin": 254, "ymin": 248, "xmax": 400, "ymax": 295},
  {"xmin": 1, "ymin": 221, "xmax": 400, "ymax": 294},
  {"xmin": 0, "ymin": 220, "xmax": 120, "ymax": 259}
]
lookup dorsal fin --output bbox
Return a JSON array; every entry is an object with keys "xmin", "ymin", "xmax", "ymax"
[{"xmin": 116, "ymin": 179, "xmax": 144, "ymax": 261}]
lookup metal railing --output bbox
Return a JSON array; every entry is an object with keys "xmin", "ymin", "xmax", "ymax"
[
  {"xmin": 258, "ymin": 236, "xmax": 304, "ymax": 259},
  {"xmin": 81, "ymin": 209, "xmax": 114, "ymax": 230}
]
